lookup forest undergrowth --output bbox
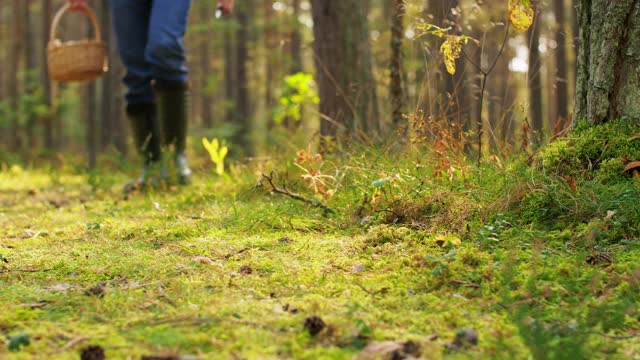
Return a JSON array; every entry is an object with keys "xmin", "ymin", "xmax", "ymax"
[{"xmin": 1, "ymin": 120, "xmax": 640, "ymax": 359}]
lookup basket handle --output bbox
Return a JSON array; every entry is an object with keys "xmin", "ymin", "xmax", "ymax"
[{"xmin": 49, "ymin": 3, "xmax": 102, "ymax": 43}]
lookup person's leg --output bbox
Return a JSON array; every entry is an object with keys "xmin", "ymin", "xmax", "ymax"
[
  {"xmin": 110, "ymin": 0, "xmax": 164, "ymax": 191},
  {"xmin": 146, "ymin": 0, "xmax": 193, "ymax": 184},
  {"xmin": 110, "ymin": 0, "xmax": 155, "ymax": 105}
]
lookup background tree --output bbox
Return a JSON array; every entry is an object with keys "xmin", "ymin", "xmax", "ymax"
[
  {"xmin": 528, "ymin": 13, "xmax": 543, "ymax": 146},
  {"xmin": 574, "ymin": 0, "xmax": 640, "ymax": 124},
  {"xmin": 310, "ymin": 0, "xmax": 380, "ymax": 142},
  {"xmin": 390, "ymin": 0, "xmax": 406, "ymax": 131}
]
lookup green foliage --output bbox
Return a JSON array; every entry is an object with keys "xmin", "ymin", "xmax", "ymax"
[
  {"xmin": 513, "ymin": 120, "xmax": 640, "ymax": 243},
  {"xmin": 538, "ymin": 119, "xmax": 640, "ymax": 180},
  {"xmin": 273, "ymin": 72, "xmax": 319, "ymax": 125},
  {"xmin": 7, "ymin": 333, "xmax": 30, "ymax": 352},
  {"xmin": 202, "ymin": 137, "xmax": 229, "ymax": 176},
  {"xmin": 2, "ymin": 137, "xmax": 640, "ymax": 358}
]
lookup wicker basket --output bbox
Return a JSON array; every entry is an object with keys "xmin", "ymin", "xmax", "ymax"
[{"xmin": 47, "ymin": 4, "xmax": 108, "ymax": 82}]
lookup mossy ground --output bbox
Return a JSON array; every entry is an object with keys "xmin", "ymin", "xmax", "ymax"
[{"xmin": 2, "ymin": 124, "xmax": 640, "ymax": 359}]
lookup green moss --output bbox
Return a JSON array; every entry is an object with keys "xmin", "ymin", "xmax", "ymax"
[
  {"xmin": 538, "ymin": 119, "xmax": 640, "ymax": 179},
  {"xmin": 1, "ymin": 144, "xmax": 640, "ymax": 358}
]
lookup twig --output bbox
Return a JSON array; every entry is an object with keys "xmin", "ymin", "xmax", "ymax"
[
  {"xmin": 260, "ymin": 173, "xmax": 335, "ymax": 214},
  {"xmin": 462, "ymin": 21, "xmax": 510, "ymax": 162},
  {"xmin": 570, "ymin": 330, "xmax": 640, "ymax": 340},
  {"xmin": 224, "ymin": 247, "xmax": 251, "ymax": 260},
  {"xmin": 53, "ymin": 335, "xmax": 91, "ymax": 354},
  {"xmin": 0, "ymin": 268, "xmax": 52, "ymax": 274},
  {"xmin": 157, "ymin": 283, "xmax": 177, "ymax": 307},
  {"xmin": 125, "ymin": 316, "xmax": 269, "ymax": 330},
  {"xmin": 450, "ymin": 279, "xmax": 481, "ymax": 288}
]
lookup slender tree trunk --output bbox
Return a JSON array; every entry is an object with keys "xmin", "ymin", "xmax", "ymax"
[
  {"xmin": 554, "ymin": 0, "xmax": 569, "ymax": 128},
  {"xmin": 86, "ymin": 18, "xmax": 98, "ymax": 168},
  {"xmin": 9, "ymin": 0, "xmax": 23, "ymax": 151},
  {"xmin": 528, "ymin": 16, "xmax": 543, "ymax": 146},
  {"xmin": 290, "ymin": 0, "xmax": 302, "ymax": 74},
  {"xmin": 310, "ymin": 0, "xmax": 380, "ymax": 142},
  {"xmin": 41, "ymin": 0, "xmax": 54, "ymax": 150},
  {"xmin": 86, "ymin": 82, "xmax": 98, "ymax": 169},
  {"xmin": 199, "ymin": 1, "xmax": 213, "ymax": 128},
  {"xmin": 574, "ymin": 0, "xmax": 640, "ymax": 124},
  {"xmin": 23, "ymin": 0, "xmax": 39, "ymax": 152},
  {"xmin": 390, "ymin": 0, "xmax": 406, "ymax": 132},
  {"xmin": 224, "ymin": 20, "xmax": 237, "ymax": 124},
  {"xmin": 99, "ymin": 0, "xmax": 113, "ymax": 150},
  {"xmin": 284, "ymin": 0, "xmax": 303, "ymax": 130},
  {"xmin": 264, "ymin": 0, "xmax": 275, "ymax": 123},
  {"xmin": 232, "ymin": 0, "xmax": 252, "ymax": 155}
]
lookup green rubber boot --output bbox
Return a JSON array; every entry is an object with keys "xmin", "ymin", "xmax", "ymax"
[
  {"xmin": 155, "ymin": 81, "xmax": 192, "ymax": 185},
  {"xmin": 123, "ymin": 103, "xmax": 166, "ymax": 193}
]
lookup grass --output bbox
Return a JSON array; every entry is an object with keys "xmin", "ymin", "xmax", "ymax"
[{"xmin": 1, "ymin": 129, "xmax": 640, "ymax": 359}]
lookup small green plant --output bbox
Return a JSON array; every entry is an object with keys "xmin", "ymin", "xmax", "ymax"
[
  {"xmin": 273, "ymin": 72, "xmax": 319, "ymax": 125},
  {"xmin": 203, "ymin": 138, "xmax": 229, "ymax": 176}
]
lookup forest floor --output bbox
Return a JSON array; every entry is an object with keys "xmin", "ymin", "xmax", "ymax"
[{"xmin": 2, "ymin": 124, "xmax": 640, "ymax": 359}]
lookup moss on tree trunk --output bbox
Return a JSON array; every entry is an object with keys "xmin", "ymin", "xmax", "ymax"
[{"xmin": 574, "ymin": 0, "xmax": 640, "ymax": 124}]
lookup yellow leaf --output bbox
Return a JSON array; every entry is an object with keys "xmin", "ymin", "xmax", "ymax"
[
  {"xmin": 434, "ymin": 234, "xmax": 462, "ymax": 247},
  {"xmin": 509, "ymin": 0, "xmax": 534, "ymax": 32},
  {"xmin": 440, "ymin": 37, "xmax": 463, "ymax": 75}
]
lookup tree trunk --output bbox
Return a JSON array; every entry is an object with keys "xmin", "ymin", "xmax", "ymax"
[
  {"xmin": 390, "ymin": 0, "xmax": 406, "ymax": 132},
  {"xmin": 9, "ymin": 0, "xmax": 23, "ymax": 151},
  {"xmin": 290, "ymin": 0, "xmax": 302, "ymax": 74},
  {"xmin": 99, "ymin": 0, "xmax": 114, "ymax": 150},
  {"xmin": 264, "ymin": 0, "xmax": 275, "ymax": 121},
  {"xmin": 310, "ymin": 0, "xmax": 380, "ymax": 142},
  {"xmin": 41, "ymin": 0, "xmax": 54, "ymax": 150},
  {"xmin": 574, "ymin": 0, "xmax": 640, "ymax": 124},
  {"xmin": 24, "ymin": 0, "xmax": 38, "ymax": 152},
  {"xmin": 86, "ymin": 23, "xmax": 98, "ymax": 168},
  {"xmin": 232, "ymin": 0, "xmax": 253, "ymax": 155},
  {"xmin": 528, "ymin": 16, "xmax": 543, "ymax": 146},
  {"xmin": 199, "ymin": 1, "xmax": 213, "ymax": 128},
  {"xmin": 554, "ymin": 0, "xmax": 569, "ymax": 128},
  {"xmin": 224, "ymin": 20, "xmax": 237, "ymax": 124}
]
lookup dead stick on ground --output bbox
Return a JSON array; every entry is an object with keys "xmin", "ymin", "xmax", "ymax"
[
  {"xmin": 224, "ymin": 247, "xmax": 251, "ymax": 260},
  {"xmin": 53, "ymin": 335, "xmax": 91, "ymax": 354},
  {"xmin": 157, "ymin": 283, "xmax": 177, "ymax": 307},
  {"xmin": 260, "ymin": 173, "xmax": 335, "ymax": 214}
]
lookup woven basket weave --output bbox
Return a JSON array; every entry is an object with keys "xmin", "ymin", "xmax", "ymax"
[{"xmin": 47, "ymin": 4, "xmax": 108, "ymax": 82}]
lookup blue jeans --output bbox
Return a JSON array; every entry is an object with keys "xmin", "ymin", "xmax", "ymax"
[{"xmin": 110, "ymin": 0, "xmax": 192, "ymax": 105}]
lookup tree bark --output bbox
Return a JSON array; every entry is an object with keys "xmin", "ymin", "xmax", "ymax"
[
  {"xmin": 41, "ymin": 0, "xmax": 55, "ymax": 150},
  {"xmin": 290, "ymin": 0, "xmax": 302, "ymax": 74},
  {"xmin": 9, "ymin": 0, "xmax": 23, "ymax": 151},
  {"xmin": 574, "ymin": 0, "xmax": 640, "ymax": 124},
  {"xmin": 554, "ymin": 0, "xmax": 569, "ymax": 128},
  {"xmin": 390, "ymin": 0, "xmax": 406, "ymax": 132},
  {"xmin": 232, "ymin": 0, "xmax": 253, "ymax": 155},
  {"xmin": 24, "ymin": 0, "xmax": 38, "ymax": 152},
  {"xmin": 528, "ymin": 16, "xmax": 543, "ymax": 146},
  {"xmin": 99, "ymin": 0, "xmax": 114, "ymax": 150},
  {"xmin": 310, "ymin": 0, "xmax": 380, "ymax": 142},
  {"xmin": 264, "ymin": 0, "xmax": 275, "ymax": 118},
  {"xmin": 224, "ymin": 19, "xmax": 237, "ymax": 124},
  {"xmin": 199, "ymin": 0, "xmax": 213, "ymax": 128}
]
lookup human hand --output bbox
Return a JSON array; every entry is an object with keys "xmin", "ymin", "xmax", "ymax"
[
  {"xmin": 217, "ymin": 0, "xmax": 234, "ymax": 16},
  {"xmin": 68, "ymin": 0, "xmax": 88, "ymax": 13}
]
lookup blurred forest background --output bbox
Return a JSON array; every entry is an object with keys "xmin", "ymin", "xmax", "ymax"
[{"xmin": 0, "ymin": 0, "xmax": 577, "ymax": 166}]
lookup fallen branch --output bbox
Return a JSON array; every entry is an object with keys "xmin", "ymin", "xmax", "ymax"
[
  {"xmin": 224, "ymin": 247, "xmax": 251, "ymax": 260},
  {"xmin": 123, "ymin": 316, "xmax": 269, "ymax": 330},
  {"xmin": 53, "ymin": 335, "xmax": 91, "ymax": 354},
  {"xmin": 157, "ymin": 283, "xmax": 177, "ymax": 307},
  {"xmin": 259, "ymin": 173, "xmax": 335, "ymax": 214},
  {"xmin": 0, "ymin": 268, "xmax": 52, "ymax": 275}
]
